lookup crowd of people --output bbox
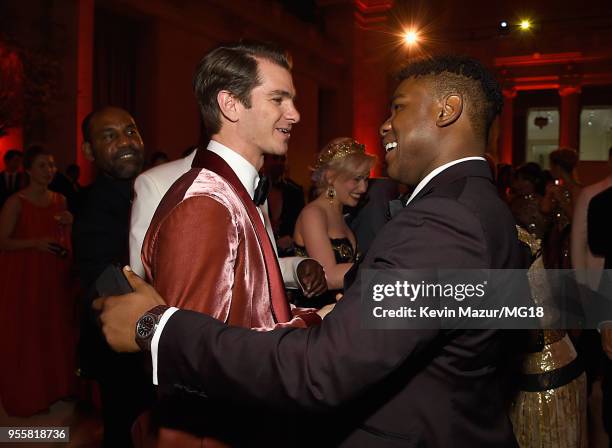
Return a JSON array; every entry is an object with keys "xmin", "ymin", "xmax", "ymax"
[{"xmin": 1, "ymin": 40, "xmax": 612, "ymax": 448}]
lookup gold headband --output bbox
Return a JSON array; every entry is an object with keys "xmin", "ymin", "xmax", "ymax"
[{"xmin": 314, "ymin": 140, "xmax": 366, "ymax": 170}]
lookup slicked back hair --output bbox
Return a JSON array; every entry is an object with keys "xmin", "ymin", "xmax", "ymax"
[
  {"xmin": 397, "ymin": 56, "xmax": 503, "ymax": 141},
  {"xmin": 193, "ymin": 41, "xmax": 292, "ymax": 138}
]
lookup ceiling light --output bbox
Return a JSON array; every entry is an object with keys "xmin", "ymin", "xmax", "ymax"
[{"xmin": 403, "ymin": 30, "xmax": 419, "ymax": 46}]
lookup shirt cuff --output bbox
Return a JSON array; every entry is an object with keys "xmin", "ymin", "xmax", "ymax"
[
  {"xmin": 279, "ymin": 256, "xmax": 307, "ymax": 290},
  {"xmin": 151, "ymin": 306, "xmax": 179, "ymax": 385}
]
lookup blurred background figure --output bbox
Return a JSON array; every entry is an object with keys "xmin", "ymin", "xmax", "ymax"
[
  {"xmin": 572, "ymin": 147, "xmax": 612, "ymax": 291},
  {"xmin": 262, "ymin": 154, "xmax": 304, "ymax": 257},
  {"xmin": 49, "ymin": 163, "xmax": 83, "ymax": 215},
  {"xmin": 292, "ymin": 137, "xmax": 374, "ymax": 308},
  {"xmin": 0, "ymin": 149, "xmax": 24, "ymax": 209},
  {"xmin": 510, "ymin": 162, "xmax": 550, "ymax": 241},
  {"xmin": 541, "ymin": 147, "xmax": 581, "ymax": 269},
  {"xmin": 0, "ymin": 145, "xmax": 76, "ymax": 417}
]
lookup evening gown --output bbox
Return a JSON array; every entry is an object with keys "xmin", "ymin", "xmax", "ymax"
[
  {"xmin": 0, "ymin": 192, "xmax": 76, "ymax": 416},
  {"xmin": 293, "ymin": 237, "xmax": 360, "ymax": 309},
  {"xmin": 510, "ymin": 226, "xmax": 587, "ymax": 447}
]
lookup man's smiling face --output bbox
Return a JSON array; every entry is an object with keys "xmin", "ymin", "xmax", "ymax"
[{"xmin": 380, "ymin": 77, "xmax": 442, "ymax": 186}]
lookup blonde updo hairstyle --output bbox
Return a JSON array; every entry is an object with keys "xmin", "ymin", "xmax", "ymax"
[{"xmin": 312, "ymin": 137, "xmax": 375, "ymax": 195}]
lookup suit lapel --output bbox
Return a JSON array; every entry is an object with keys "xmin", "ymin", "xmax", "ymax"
[
  {"xmin": 409, "ymin": 160, "xmax": 493, "ymax": 206},
  {"xmin": 193, "ymin": 149, "xmax": 292, "ymax": 323}
]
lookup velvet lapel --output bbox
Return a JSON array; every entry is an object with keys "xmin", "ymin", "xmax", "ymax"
[{"xmin": 193, "ymin": 149, "xmax": 291, "ymax": 323}]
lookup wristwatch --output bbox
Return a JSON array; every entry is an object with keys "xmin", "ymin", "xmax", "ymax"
[{"xmin": 135, "ymin": 305, "xmax": 169, "ymax": 352}]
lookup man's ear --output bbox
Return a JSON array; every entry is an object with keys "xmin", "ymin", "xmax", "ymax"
[
  {"xmin": 217, "ymin": 90, "xmax": 240, "ymax": 123},
  {"xmin": 82, "ymin": 142, "xmax": 95, "ymax": 162},
  {"xmin": 436, "ymin": 94, "xmax": 463, "ymax": 128}
]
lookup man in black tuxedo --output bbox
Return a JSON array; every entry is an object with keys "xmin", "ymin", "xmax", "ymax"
[
  {"xmin": 72, "ymin": 107, "xmax": 152, "ymax": 447},
  {"xmin": 96, "ymin": 56, "xmax": 524, "ymax": 447},
  {"xmin": 0, "ymin": 149, "xmax": 24, "ymax": 208}
]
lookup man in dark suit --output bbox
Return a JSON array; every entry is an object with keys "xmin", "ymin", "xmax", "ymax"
[
  {"xmin": 0, "ymin": 149, "xmax": 24, "ymax": 208},
  {"xmin": 346, "ymin": 177, "xmax": 400, "ymax": 255},
  {"xmin": 96, "ymin": 56, "xmax": 523, "ymax": 447},
  {"xmin": 587, "ymin": 184, "xmax": 612, "ymax": 439},
  {"xmin": 72, "ymin": 107, "xmax": 152, "ymax": 447}
]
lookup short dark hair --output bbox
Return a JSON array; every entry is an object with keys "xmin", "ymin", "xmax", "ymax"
[
  {"xmin": 23, "ymin": 145, "xmax": 51, "ymax": 170},
  {"xmin": 515, "ymin": 162, "xmax": 546, "ymax": 195},
  {"xmin": 193, "ymin": 41, "xmax": 292, "ymax": 137},
  {"xmin": 397, "ymin": 55, "xmax": 503, "ymax": 141},
  {"xmin": 3, "ymin": 149, "xmax": 22, "ymax": 164},
  {"xmin": 549, "ymin": 147, "xmax": 578, "ymax": 173}
]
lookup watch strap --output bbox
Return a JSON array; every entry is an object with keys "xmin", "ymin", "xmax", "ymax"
[{"xmin": 135, "ymin": 305, "xmax": 170, "ymax": 351}]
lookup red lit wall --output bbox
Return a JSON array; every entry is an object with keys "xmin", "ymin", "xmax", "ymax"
[{"xmin": 0, "ymin": 128, "xmax": 24, "ymax": 171}]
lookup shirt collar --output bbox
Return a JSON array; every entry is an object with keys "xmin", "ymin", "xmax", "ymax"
[
  {"xmin": 207, "ymin": 140, "xmax": 260, "ymax": 199},
  {"xmin": 405, "ymin": 156, "xmax": 486, "ymax": 205}
]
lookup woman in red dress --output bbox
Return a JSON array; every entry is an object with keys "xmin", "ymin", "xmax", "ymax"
[{"xmin": 0, "ymin": 146, "xmax": 76, "ymax": 417}]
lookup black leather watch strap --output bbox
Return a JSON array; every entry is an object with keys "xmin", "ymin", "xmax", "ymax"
[{"xmin": 135, "ymin": 305, "xmax": 170, "ymax": 352}]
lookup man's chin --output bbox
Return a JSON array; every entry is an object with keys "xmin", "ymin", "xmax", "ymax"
[{"xmin": 112, "ymin": 161, "xmax": 143, "ymax": 180}]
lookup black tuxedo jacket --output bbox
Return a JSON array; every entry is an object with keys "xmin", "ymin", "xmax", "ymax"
[
  {"xmin": 347, "ymin": 177, "xmax": 399, "ymax": 255},
  {"xmin": 588, "ymin": 185, "xmax": 612, "ymax": 269},
  {"xmin": 156, "ymin": 160, "xmax": 524, "ymax": 447}
]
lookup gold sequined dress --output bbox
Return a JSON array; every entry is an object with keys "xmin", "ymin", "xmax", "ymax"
[{"xmin": 510, "ymin": 227, "xmax": 587, "ymax": 448}]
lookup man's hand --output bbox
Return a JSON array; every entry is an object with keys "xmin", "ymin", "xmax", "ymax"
[
  {"xmin": 296, "ymin": 259, "xmax": 327, "ymax": 298},
  {"xmin": 602, "ymin": 327, "xmax": 612, "ymax": 360},
  {"xmin": 92, "ymin": 266, "xmax": 166, "ymax": 352}
]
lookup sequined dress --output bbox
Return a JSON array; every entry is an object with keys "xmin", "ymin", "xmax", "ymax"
[
  {"xmin": 293, "ymin": 237, "xmax": 360, "ymax": 309},
  {"xmin": 510, "ymin": 193, "xmax": 550, "ymax": 241},
  {"xmin": 510, "ymin": 227, "xmax": 587, "ymax": 448}
]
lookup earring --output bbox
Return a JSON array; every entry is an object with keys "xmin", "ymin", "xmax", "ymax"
[{"xmin": 326, "ymin": 185, "xmax": 336, "ymax": 204}]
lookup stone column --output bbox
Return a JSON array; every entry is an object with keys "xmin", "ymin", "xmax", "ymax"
[
  {"xmin": 352, "ymin": 0, "xmax": 393, "ymax": 176},
  {"xmin": 558, "ymin": 85, "xmax": 581, "ymax": 150},
  {"xmin": 318, "ymin": 0, "xmax": 393, "ymax": 176},
  {"xmin": 498, "ymin": 88, "xmax": 517, "ymax": 165},
  {"xmin": 76, "ymin": 0, "xmax": 95, "ymax": 184}
]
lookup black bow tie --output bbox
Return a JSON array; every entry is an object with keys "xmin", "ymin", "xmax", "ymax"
[
  {"xmin": 253, "ymin": 175, "xmax": 270, "ymax": 206},
  {"xmin": 387, "ymin": 193, "xmax": 411, "ymax": 220}
]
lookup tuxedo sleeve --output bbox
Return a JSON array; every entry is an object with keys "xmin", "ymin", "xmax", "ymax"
[
  {"xmin": 156, "ymin": 197, "xmax": 488, "ymax": 411},
  {"xmin": 588, "ymin": 193, "xmax": 610, "ymax": 257},
  {"xmin": 130, "ymin": 172, "xmax": 162, "ymax": 277}
]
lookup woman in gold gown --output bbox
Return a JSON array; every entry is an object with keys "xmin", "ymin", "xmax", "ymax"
[{"xmin": 510, "ymin": 164, "xmax": 587, "ymax": 447}]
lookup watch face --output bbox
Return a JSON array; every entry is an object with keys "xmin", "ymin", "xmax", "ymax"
[{"xmin": 137, "ymin": 314, "xmax": 156, "ymax": 338}]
